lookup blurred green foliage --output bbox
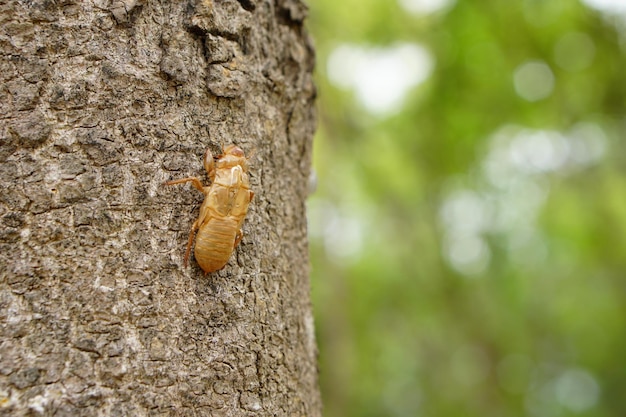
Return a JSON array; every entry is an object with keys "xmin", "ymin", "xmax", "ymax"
[{"xmin": 306, "ymin": 0, "xmax": 626, "ymax": 416}]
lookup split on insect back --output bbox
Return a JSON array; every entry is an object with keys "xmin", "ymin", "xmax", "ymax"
[{"xmin": 164, "ymin": 144, "xmax": 254, "ymax": 275}]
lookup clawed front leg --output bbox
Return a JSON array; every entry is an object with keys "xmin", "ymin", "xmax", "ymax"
[{"xmin": 164, "ymin": 177, "xmax": 205, "ymax": 193}]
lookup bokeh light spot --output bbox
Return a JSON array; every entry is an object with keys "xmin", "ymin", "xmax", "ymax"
[
  {"xmin": 555, "ymin": 369, "xmax": 601, "ymax": 412},
  {"xmin": 327, "ymin": 43, "xmax": 434, "ymax": 115},
  {"xmin": 307, "ymin": 199, "xmax": 368, "ymax": 264},
  {"xmin": 513, "ymin": 60, "xmax": 555, "ymax": 102},
  {"xmin": 440, "ymin": 189, "xmax": 492, "ymax": 276},
  {"xmin": 397, "ymin": 0, "xmax": 456, "ymax": 15},
  {"xmin": 581, "ymin": 0, "xmax": 626, "ymax": 14},
  {"xmin": 509, "ymin": 130, "xmax": 569, "ymax": 173},
  {"xmin": 567, "ymin": 122, "xmax": 607, "ymax": 167},
  {"xmin": 440, "ymin": 189, "xmax": 491, "ymax": 235},
  {"xmin": 444, "ymin": 234, "xmax": 491, "ymax": 276}
]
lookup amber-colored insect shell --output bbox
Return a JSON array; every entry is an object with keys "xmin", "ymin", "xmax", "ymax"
[{"xmin": 164, "ymin": 145, "xmax": 254, "ymax": 274}]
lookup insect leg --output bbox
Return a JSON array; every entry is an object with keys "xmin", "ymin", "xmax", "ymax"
[
  {"xmin": 234, "ymin": 229, "xmax": 243, "ymax": 248},
  {"xmin": 184, "ymin": 219, "xmax": 199, "ymax": 267},
  {"xmin": 164, "ymin": 177, "xmax": 205, "ymax": 193}
]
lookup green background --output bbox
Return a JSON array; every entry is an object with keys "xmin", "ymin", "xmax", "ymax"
[{"xmin": 306, "ymin": 0, "xmax": 626, "ymax": 416}]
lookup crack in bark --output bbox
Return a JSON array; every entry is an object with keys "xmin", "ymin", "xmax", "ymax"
[{"xmin": 235, "ymin": 0, "xmax": 256, "ymax": 12}]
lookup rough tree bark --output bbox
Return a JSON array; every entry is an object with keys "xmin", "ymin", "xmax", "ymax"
[{"xmin": 0, "ymin": 1, "xmax": 320, "ymax": 415}]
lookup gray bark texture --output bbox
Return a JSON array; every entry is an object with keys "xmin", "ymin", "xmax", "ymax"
[{"xmin": 0, "ymin": 0, "xmax": 320, "ymax": 416}]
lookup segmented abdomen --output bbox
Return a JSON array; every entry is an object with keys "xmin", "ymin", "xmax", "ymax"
[{"xmin": 194, "ymin": 215, "xmax": 239, "ymax": 273}]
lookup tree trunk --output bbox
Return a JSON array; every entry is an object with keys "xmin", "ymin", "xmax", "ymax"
[{"xmin": 0, "ymin": 1, "xmax": 320, "ymax": 415}]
